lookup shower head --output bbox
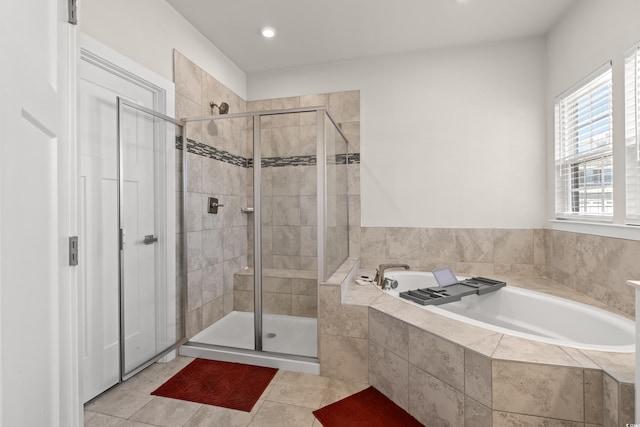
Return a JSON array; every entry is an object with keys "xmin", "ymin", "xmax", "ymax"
[{"xmin": 209, "ymin": 101, "xmax": 229, "ymax": 115}]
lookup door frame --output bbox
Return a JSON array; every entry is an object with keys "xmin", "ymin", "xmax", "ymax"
[{"xmin": 80, "ymin": 35, "xmax": 173, "ymax": 117}]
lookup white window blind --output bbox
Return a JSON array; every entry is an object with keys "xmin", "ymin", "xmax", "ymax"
[
  {"xmin": 625, "ymin": 43, "xmax": 640, "ymax": 223},
  {"xmin": 555, "ymin": 64, "xmax": 613, "ymax": 219}
]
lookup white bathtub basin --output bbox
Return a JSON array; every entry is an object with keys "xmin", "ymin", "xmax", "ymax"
[{"xmin": 384, "ymin": 271, "xmax": 635, "ymax": 353}]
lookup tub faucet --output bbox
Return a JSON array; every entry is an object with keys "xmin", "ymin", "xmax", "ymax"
[{"xmin": 375, "ymin": 263, "xmax": 410, "ymax": 288}]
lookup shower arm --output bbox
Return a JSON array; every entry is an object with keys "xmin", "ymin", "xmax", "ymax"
[{"xmin": 209, "ymin": 101, "xmax": 229, "ymax": 115}]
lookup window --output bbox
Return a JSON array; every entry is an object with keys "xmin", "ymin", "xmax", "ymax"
[
  {"xmin": 555, "ymin": 64, "xmax": 613, "ymax": 220},
  {"xmin": 626, "ymin": 43, "xmax": 640, "ymax": 223}
]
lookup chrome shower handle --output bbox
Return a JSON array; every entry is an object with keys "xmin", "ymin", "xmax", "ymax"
[{"xmin": 208, "ymin": 197, "xmax": 224, "ymax": 214}]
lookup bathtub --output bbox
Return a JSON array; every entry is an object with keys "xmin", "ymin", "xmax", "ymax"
[{"xmin": 384, "ymin": 271, "xmax": 635, "ymax": 353}]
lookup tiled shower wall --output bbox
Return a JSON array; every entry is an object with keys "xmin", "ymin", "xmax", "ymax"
[
  {"xmin": 246, "ymin": 99, "xmax": 320, "ymax": 271},
  {"xmin": 175, "ymin": 50, "xmax": 249, "ymax": 338},
  {"xmin": 359, "ymin": 227, "xmax": 636, "ymax": 316},
  {"xmin": 174, "ymin": 50, "xmax": 361, "ymax": 338},
  {"xmin": 246, "ymin": 93, "xmax": 360, "ymax": 272}
]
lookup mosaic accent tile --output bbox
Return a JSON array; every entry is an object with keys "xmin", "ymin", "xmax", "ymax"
[
  {"xmin": 176, "ymin": 136, "xmax": 360, "ymax": 168},
  {"xmin": 341, "ymin": 153, "xmax": 361, "ymax": 164},
  {"xmin": 188, "ymin": 139, "xmax": 247, "ymax": 167},
  {"xmin": 256, "ymin": 155, "xmax": 317, "ymax": 168}
]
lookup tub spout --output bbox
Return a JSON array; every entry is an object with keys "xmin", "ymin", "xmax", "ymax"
[{"xmin": 375, "ymin": 263, "xmax": 410, "ymax": 288}]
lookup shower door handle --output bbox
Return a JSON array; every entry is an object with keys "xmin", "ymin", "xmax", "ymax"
[{"xmin": 143, "ymin": 234, "xmax": 158, "ymax": 244}]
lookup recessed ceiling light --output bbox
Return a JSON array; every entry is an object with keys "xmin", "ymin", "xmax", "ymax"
[{"xmin": 260, "ymin": 27, "xmax": 276, "ymax": 39}]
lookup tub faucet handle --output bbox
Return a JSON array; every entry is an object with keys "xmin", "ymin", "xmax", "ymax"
[
  {"xmin": 381, "ymin": 278, "xmax": 399, "ymax": 291},
  {"xmin": 376, "ymin": 263, "xmax": 410, "ymax": 287}
]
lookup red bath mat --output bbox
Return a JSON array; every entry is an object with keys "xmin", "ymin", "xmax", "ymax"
[
  {"xmin": 151, "ymin": 358, "xmax": 277, "ymax": 412},
  {"xmin": 313, "ymin": 386, "xmax": 423, "ymax": 427}
]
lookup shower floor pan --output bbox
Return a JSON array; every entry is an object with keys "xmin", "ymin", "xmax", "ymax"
[{"xmin": 180, "ymin": 311, "xmax": 319, "ymax": 375}]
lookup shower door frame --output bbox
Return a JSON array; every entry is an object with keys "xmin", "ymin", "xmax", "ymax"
[
  {"xmin": 116, "ymin": 97, "xmax": 187, "ymax": 380},
  {"xmin": 252, "ymin": 114, "xmax": 263, "ymax": 351},
  {"xmin": 181, "ymin": 107, "xmax": 349, "ymax": 361}
]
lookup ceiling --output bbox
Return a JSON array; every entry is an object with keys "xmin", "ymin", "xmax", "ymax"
[{"xmin": 165, "ymin": 0, "xmax": 577, "ymax": 75}]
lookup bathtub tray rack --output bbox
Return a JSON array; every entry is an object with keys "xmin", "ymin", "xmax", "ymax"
[{"xmin": 399, "ymin": 276, "xmax": 506, "ymax": 306}]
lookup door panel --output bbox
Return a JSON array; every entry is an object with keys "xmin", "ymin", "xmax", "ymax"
[
  {"xmin": 79, "ymin": 56, "xmax": 156, "ymax": 402},
  {"xmin": 0, "ymin": 0, "xmax": 75, "ymax": 424}
]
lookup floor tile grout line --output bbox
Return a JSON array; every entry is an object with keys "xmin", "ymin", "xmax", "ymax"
[{"xmin": 86, "ymin": 356, "xmax": 368, "ymax": 427}]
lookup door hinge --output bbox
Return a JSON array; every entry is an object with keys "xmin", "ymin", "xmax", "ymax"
[
  {"xmin": 119, "ymin": 228, "xmax": 125, "ymax": 250},
  {"xmin": 68, "ymin": 0, "xmax": 78, "ymax": 25},
  {"xmin": 69, "ymin": 236, "xmax": 79, "ymax": 266}
]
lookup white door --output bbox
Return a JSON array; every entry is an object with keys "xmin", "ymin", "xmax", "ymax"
[
  {"xmin": 79, "ymin": 40, "xmax": 179, "ymax": 402},
  {"xmin": 0, "ymin": 0, "xmax": 79, "ymax": 426},
  {"xmin": 79, "ymin": 54, "xmax": 155, "ymax": 402}
]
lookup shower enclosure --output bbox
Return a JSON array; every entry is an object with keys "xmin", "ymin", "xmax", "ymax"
[{"xmin": 179, "ymin": 107, "xmax": 349, "ymax": 371}]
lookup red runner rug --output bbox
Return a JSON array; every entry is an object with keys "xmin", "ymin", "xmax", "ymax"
[
  {"xmin": 151, "ymin": 358, "xmax": 277, "ymax": 412},
  {"xmin": 313, "ymin": 386, "xmax": 423, "ymax": 427}
]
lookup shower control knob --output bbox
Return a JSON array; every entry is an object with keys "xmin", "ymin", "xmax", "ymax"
[{"xmin": 208, "ymin": 197, "xmax": 224, "ymax": 214}]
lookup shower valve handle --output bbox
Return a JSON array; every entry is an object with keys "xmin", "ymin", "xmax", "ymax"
[{"xmin": 208, "ymin": 197, "xmax": 224, "ymax": 214}]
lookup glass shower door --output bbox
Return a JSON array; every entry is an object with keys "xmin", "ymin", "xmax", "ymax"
[
  {"xmin": 117, "ymin": 98, "xmax": 184, "ymax": 378},
  {"xmin": 258, "ymin": 111, "xmax": 319, "ymax": 358}
]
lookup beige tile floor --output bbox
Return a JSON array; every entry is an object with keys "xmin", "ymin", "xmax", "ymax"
[{"xmin": 84, "ymin": 356, "xmax": 369, "ymax": 427}]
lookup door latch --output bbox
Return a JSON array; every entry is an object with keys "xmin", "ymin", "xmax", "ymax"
[{"xmin": 143, "ymin": 235, "xmax": 158, "ymax": 244}]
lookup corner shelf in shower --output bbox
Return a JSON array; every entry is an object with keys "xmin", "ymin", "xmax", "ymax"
[{"xmin": 399, "ymin": 276, "xmax": 506, "ymax": 306}]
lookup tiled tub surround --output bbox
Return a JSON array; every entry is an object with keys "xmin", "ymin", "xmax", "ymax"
[
  {"xmin": 545, "ymin": 229, "xmax": 638, "ymax": 318},
  {"xmin": 233, "ymin": 268, "xmax": 318, "ymax": 318},
  {"xmin": 318, "ymin": 258, "xmax": 369, "ymax": 383},
  {"xmin": 359, "ymin": 227, "xmax": 637, "ymax": 317},
  {"xmin": 322, "ymin": 266, "xmax": 635, "ymax": 426},
  {"xmin": 174, "ymin": 49, "xmax": 361, "ymax": 338},
  {"xmin": 359, "ymin": 227, "xmax": 547, "ymax": 278}
]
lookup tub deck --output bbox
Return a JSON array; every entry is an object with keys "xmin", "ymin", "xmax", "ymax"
[{"xmin": 323, "ymin": 263, "xmax": 635, "ymax": 426}]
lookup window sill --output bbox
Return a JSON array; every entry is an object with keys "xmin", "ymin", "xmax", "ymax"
[{"xmin": 548, "ymin": 219, "xmax": 640, "ymax": 241}]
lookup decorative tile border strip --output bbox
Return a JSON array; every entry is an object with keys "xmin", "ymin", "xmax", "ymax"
[
  {"xmin": 248, "ymin": 155, "xmax": 316, "ymax": 168},
  {"xmin": 338, "ymin": 153, "xmax": 360, "ymax": 165},
  {"xmin": 187, "ymin": 138, "xmax": 247, "ymax": 168},
  {"xmin": 249, "ymin": 153, "xmax": 359, "ymax": 168},
  {"xmin": 176, "ymin": 136, "xmax": 360, "ymax": 168}
]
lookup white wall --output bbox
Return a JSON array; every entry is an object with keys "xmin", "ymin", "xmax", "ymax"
[
  {"xmin": 80, "ymin": 0, "xmax": 246, "ymax": 99},
  {"xmin": 546, "ymin": 0, "xmax": 640, "ymax": 236},
  {"xmin": 249, "ymin": 37, "xmax": 547, "ymax": 228}
]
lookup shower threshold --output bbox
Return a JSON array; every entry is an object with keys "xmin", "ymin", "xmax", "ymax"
[{"xmin": 179, "ymin": 311, "xmax": 320, "ymax": 375}]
